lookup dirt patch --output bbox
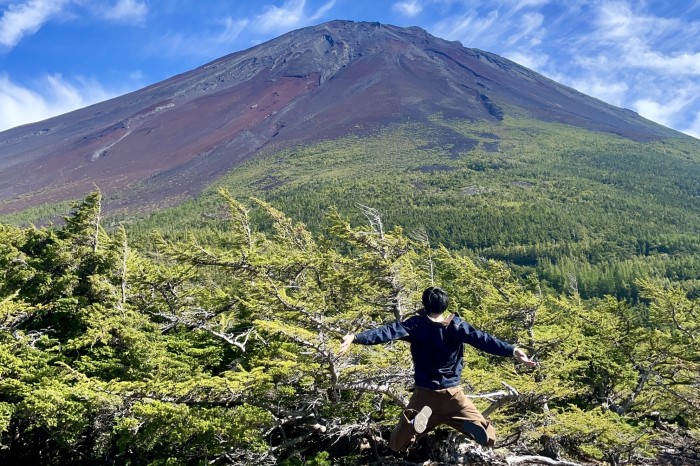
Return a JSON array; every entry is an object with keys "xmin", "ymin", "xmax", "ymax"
[
  {"xmin": 411, "ymin": 180, "xmax": 427, "ymax": 191},
  {"xmin": 462, "ymin": 185, "xmax": 487, "ymax": 196}
]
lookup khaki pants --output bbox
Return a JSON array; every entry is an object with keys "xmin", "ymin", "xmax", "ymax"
[{"xmin": 388, "ymin": 385, "xmax": 496, "ymax": 452}]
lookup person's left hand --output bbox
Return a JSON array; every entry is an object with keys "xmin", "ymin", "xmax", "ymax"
[
  {"xmin": 513, "ymin": 347, "xmax": 538, "ymax": 368},
  {"xmin": 339, "ymin": 334, "xmax": 355, "ymax": 355}
]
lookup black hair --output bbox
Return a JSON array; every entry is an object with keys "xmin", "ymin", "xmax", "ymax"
[{"xmin": 422, "ymin": 287, "xmax": 449, "ymax": 314}]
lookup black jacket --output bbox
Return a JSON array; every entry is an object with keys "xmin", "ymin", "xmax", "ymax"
[{"xmin": 354, "ymin": 311, "xmax": 515, "ymax": 389}]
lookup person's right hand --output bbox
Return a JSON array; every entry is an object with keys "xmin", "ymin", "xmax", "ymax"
[
  {"xmin": 339, "ymin": 334, "xmax": 355, "ymax": 355},
  {"xmin": 513, "ymin": 347, "xmax": 538, "ymax": 368}
]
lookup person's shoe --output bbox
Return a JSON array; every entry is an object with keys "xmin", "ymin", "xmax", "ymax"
[
  {"xmin": 462, "ymin": 421, "xmax": 489, "ymax": 446},
  {"xmin": 413, "ymin": 406, "xmax": 432, "ymax": 433}
]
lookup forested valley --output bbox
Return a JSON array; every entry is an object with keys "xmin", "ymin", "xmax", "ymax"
[{"xmin": 0, "ymin": 188, "xmax": 698, "ymax": 465}]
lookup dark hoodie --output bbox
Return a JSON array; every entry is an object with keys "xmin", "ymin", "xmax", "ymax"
[{"xmin": 353, "ymin": 311, "xmax": 515, "ymax": 389}]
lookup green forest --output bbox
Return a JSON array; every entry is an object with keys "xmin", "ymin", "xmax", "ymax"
[
  {"xmin": 84, "ymin": 115, "xmax": 700, "ymax": 304},
  {"xmin": 0, "ymin": 189, "xmax": 698, "ymax": 465}
]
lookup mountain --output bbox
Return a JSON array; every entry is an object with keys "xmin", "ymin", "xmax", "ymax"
[{"xmin": 0, "ymin": 20, "xmax": 681, "ymax": 215}]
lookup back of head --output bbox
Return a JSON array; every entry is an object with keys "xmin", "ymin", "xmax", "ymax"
[{"xmin": 422, "ymin": 287, "xmax": 449, "ymax": 314}]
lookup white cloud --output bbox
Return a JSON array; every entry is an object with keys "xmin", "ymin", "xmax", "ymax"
[
  {"xmin": 509, "ymin": 0, "xmax": 550, "ymax": 14},
  {"xmin": 102, "ymin": 0, "xmax": 147, "ymax": 24},
  {"xmin": 624, "ymin": 46, "xmax": 700, "ymax": 75},
  {"xmin": 590, "ymin": 2, "xmax": 700, "ymax": 74},
  {"xmin": 308, "ymin": 0, "xmax": 335, "ymax": 22},
  {"xmin": 633, "ymin": 92, "xmax": 697, "ymax": 130},
  {"xmin": 633, "ymin": 99, "xmax": 670, "ymax": 126},
  {"xmin": 567, "ymin": 76, "xmax": 629, "ymax": 107},
  {"xmin": 503, "ymin": 50, "xmax": 548, "ymax": 71},
  {"xmin": 393, "ymin": 0, "xmax": 424, "ymax": 17},
  {"xmin": 515, "ymin": 0, "xmax": 550, "ymax": 7},
  {"xmin": 433, "ymin": 10, "xmax": 500, "ymax": 47},
  {"xmin": 594, "ymin": 1, "xmax": 643, "ymax": 41},
  {"xmin": 253, "ymin": 0, "xmax": 335, "ymax": 34},
  {"xmin": 0, "ymin": 0, "xmax": 68, "ymax": 48},
  {"xmin": 0, "ymin": 73, "xmax": 118, "ymax": 131},
  {"xmin": 255, "ymin": 0, "xmax": 305, "ymax": 33},
  {"xmin": 218, "ymin": 17, "xmax": 249, "ymax": 44},
  {"xmin": 431, "ymin": 0, "xmax": 552, "ymax": 50},
  {"xmin": 505, "ymin": 11, "xmax": 544, "ymax": 46}
]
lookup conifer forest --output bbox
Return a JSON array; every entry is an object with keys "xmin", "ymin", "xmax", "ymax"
[{"xmin": 0, "ymin": 187, "xmax": 698, "ymax": 465}]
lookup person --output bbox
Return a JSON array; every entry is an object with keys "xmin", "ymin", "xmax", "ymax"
[{"xmin": 339, "ymin": 286, "xmax": 537, "ymax": 452}]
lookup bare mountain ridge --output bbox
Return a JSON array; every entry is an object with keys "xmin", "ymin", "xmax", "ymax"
[{"xmin": 0, "ymin": 20, "xmax": 677, "ymax": 214}]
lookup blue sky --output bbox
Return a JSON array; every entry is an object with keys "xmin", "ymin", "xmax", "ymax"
[{"xmin": 1, "ymin": 0, "xmax": 700, "ymax": 138}]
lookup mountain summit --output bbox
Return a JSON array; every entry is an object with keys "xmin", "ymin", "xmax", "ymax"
[{"xmin": 0, "ymin": 20, "xmax": 677, "ymax": 214}]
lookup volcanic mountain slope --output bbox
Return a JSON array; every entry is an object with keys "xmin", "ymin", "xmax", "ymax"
[{"xmin": 0, "ymin": 20, "xmax": 681, "ymax": 214}]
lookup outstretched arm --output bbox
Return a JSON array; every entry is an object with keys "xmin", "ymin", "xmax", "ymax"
[
  {"xmin": 456, "ymin": 319, "xmax": 538, "ymax": 367},
  {"xmin": 456, "ymin": 320, "xmax": 516, "ymax": 357},
  {"xmin": 338, "ymin": 321, "xmax": 410, "ymax": 354}
]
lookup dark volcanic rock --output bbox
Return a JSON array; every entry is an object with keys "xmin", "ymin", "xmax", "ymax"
[{"xmin": 0, "ymin": 20, "xmax": 678, "ymax": 214}]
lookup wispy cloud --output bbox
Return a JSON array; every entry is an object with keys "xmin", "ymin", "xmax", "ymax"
[
  {"xmin": 0, "ymin": 0, "xmax": 69, "ymax": 48},
  {"xmin": 101, "ymin": 0, "xmax": 148, "ymax": 24},
  {"xmin": 505, "ymin": 11, "xmax": 544, "ymax": 46},
  {"xmin": 0, "ymin": 73, "xmax": 118, "ymax": 131},
  {"xmin": 565, "ymin": 76, "xmax": 629, "ymax": 107},
  {"xmin": 432, "ymin": 1, "xmax": 548, "ymax": 50},
  {"xmin": 255, "ymin": 0, "xmax": 305, "ymax": 33},
  {"xmin": 633, "ymin": 95, "xmax": 689, "ymax": 129},
  {"xmin": 253, "ymin": 0, "xmax": 335, "ymax": 34},
  {"xmin": 219, "ymin": 17, "xmax": 249, "ymax": 44},
  {"xmin": 502, "ymin": 50, "xmax": 548, "ymax": 71},
  {"xmin": 558, "ymin": 1, "xmax": 700, "ymax": 135},
  {"xmin": 432, "ymin": 10, "xmax": 500, "ymax": 48},
  {"xmin": 148, "ymin": 17, "xmax": 250, "ymax": 59},
  {"xmin": 590, "ymin": 2, "xmax": 700, "ymax": 74},
  {"xmin": 512, "ymin": 0, "xmax": 550, "ymax": 9},
  {"xmin": 393, "ymin": 0, "xmax": 424, "ymax": 17}
]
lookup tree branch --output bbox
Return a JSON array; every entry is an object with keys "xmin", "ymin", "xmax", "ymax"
[
  {"xmin": 506, "ymin": 455, "xmax": 582, "ymax": 466},
  {"xmin": 336, "ymin": 381, "xmax": 408, "ymax": 407}
]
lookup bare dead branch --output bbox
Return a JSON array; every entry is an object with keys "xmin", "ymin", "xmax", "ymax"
[
  {"xmin": 336, "ymin": 381, "xmax": 408, "ymax": 407},
  {"xmin": 356, "ymin": 204, "xmax": 384, "ymax": 240},
  {"xmin": 506, "ymin": 455, "xmax": 582, "ymax": 466}
]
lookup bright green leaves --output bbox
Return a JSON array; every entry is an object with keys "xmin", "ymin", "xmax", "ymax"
[
  {"xmin": 0, "ymin": 402, "xmax": 13, "ymax": 437},
  {"xmin": 115, "ymin": 401, "xmax": 273, "ymax": 457},
  {"xmin": 536, "ymin": 406, "xmax": 655, "ymax": 463}
]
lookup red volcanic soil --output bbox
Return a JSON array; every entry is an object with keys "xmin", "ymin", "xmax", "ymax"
[{"xmin": 0, "ymin": 20, "xmax": 677, "ymax": 215}]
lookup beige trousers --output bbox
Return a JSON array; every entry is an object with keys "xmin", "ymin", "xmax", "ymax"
[{"xmin": 388, "ymin": 385, "xmax": 496, "ymax": 452}]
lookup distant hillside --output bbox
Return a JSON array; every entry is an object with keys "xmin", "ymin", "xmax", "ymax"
[
  {"xmin": 126, "ymin": 115, "xmax": 700, "ymax": 299},
  {"xmin": 0, "ymin": 20, "xmax": 680, "ymax": 216}
]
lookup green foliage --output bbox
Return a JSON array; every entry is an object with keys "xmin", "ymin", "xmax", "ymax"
[
  {"xmin": 537, "ymin": 406, "xmax": 655, "ymax": 463},
  {"xmin": 0, "ymin": 189, "xmax": 698, "ymax": 465}
]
